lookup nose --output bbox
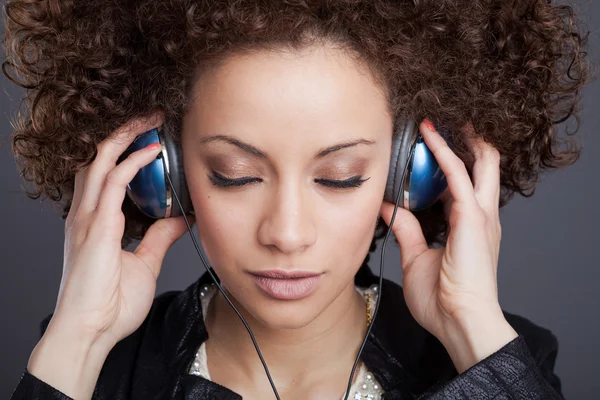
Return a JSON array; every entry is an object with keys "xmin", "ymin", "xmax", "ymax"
[{"xmin": 257, "ymin": 179, "xmax": 317, "ymax": 254}]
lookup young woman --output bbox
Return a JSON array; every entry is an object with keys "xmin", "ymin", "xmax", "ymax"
[{"xmin": 4, "ymin": 0, "xmax": 590, "ymax": 399}]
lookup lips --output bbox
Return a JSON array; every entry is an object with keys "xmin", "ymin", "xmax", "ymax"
[{"xmin": 248, "ymin": 269, "xmax": 323, "ymax": 300}]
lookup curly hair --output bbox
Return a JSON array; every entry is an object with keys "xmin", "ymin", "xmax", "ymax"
[{"xmin": 2, "ymin": 0, "xmax": 592, "ymax": 258}]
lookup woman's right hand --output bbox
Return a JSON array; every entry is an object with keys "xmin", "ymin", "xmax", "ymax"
[{"xmin": 46, "ymin": 110, "xmax": 193, "ymax": 349}]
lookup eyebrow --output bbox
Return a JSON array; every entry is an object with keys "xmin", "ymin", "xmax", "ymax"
[{"xmin": 199, "ymin": 134, "xmax": 375, "ymax": 159}]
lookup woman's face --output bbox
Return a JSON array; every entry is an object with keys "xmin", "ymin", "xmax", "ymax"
[{"xmin": 181, "ymin": 43, "xmax": 393, "ymax": 329}]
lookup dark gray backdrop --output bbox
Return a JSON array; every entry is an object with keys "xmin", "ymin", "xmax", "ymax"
[{"xmin": 1, "ymin": 1, "xmax": 598, "ymax": 399}]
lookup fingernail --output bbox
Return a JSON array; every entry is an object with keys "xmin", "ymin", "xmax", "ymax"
[
  {"xmin": 146, "ymin": 142, "xmax": 161, "ymax": 151},
  {"xmin": 423, "ymin": 119, "xmax": 436, "ymax": 132}
]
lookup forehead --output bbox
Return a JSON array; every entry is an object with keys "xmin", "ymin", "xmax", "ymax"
[{"xmin": 184, "ymin": 44, "xmax": 393, "ymax": 153}]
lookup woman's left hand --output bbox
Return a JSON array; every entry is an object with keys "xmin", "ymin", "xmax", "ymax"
[{"xmin": 379, "ymin": 119, "xmax": 518, "ymax": 373}]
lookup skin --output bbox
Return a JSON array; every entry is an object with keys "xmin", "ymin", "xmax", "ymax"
[
  {"xmin": 181, "ymin": 42, "xmax": 519, "ymax": 397},
  {"xmin": 181, "ymin": 44, "xmax": 393, "ymax": 399},
  {"xmin": 26, "ymin": 41, "xmax": 519, "ymax": 400}
]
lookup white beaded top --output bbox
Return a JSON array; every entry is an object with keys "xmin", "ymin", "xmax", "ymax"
[{"xmin": 189, "ymin": 282, "xmax": 384, "ymax": 400}]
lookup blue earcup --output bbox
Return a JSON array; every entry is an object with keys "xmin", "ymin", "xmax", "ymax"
[
  {"xmin": 384, "ymin": 120, "xmax": 448, "ymax": 210},
  {"xmin": 122, "ymin": 120, "xmax": 448, "ymax": 219},
  {"xmin": 119, "ymin": 125, "xmax": 193, "ymax": 219}
]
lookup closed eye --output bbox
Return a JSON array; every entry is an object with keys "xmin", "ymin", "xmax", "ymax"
[
  {"xmin": 314, "ymin": 176, "xmax": 370, "ymax": 188},
  {"xmin": 207, "ymin": 171, "xmax": 262, "ymax": 187}
]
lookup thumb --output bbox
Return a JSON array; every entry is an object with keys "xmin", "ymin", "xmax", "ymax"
[
  {"xmin": 380, "ymin": 201, "xmax": 428, "ymax": 272},
  {"xmin": 134, "ymin": 214, "xmax": 195, "ymax": 279}
]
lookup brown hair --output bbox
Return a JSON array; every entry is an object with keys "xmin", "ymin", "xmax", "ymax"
[{"xmin": 2, "ymin": 0, "xmax": 593, "ymax": 254}]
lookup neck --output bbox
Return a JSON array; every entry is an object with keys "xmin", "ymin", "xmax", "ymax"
[{"xmin": 204, "ymin": 283, "xmax": 368, "ymax": 391}]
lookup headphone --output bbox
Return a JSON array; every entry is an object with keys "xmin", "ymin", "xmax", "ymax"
[
  {"xmin": 119, "ymin": 118, "xmax": 449, "ymax": 400},
  {"xmin": 121, "ymin": 118, "xmax": 448, "ymax": 219}
]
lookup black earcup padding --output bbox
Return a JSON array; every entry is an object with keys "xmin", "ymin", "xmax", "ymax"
[
  {"xmin": 384, "ymin": 120, "xmax": 417, "ymax": 205},
  {"xmin": 160, "ymin": 126, "xmax": 193, "ymax": 217}
]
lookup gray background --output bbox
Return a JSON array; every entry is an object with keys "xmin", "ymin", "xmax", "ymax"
[{"xmin": 1, "ymin": 1, "xmax": 598, "ymax": 399}]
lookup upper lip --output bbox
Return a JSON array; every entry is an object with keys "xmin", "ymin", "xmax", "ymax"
[{"xmin": 248, "ymin": 269, "xmax": 323, "ymax": 279}]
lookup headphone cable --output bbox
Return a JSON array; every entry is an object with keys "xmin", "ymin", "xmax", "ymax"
[
  {"xmin": 165, "ymin": 171, "xmax": 281, "ymax": 400},
  {"xmin": 165, "ymin": 160, "xmax": 405, "ymax": 400},
  {"xmin": 341, "ymin": 148, "xmax": 408, "ymax": 400}
]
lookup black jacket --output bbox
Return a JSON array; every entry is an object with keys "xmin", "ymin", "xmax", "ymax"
[{"xmin": 11, "ymin": 268, "xmax": 564, "ymax": 399}]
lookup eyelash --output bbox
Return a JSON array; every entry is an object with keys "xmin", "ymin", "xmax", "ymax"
[{"xmin": 207, "ymin": 171, "xmax": 370, "ymax": 189}]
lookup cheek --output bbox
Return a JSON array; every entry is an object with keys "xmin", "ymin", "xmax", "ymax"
[
  {"xmin": 186, "ymin": 177, "xmax": 254, "ymax": 274},
  {"xmin": 317, "ymin": 173, "xmax": 387, "ymax": 275},
  {"xmin": 196, "ymin": 200, "xmax": 250, "ymax": 261}
]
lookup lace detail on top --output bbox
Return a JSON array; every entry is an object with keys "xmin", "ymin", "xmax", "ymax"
[{"xmin": 189, "ymin": 283, "xmax": 384, "ymax": 400}]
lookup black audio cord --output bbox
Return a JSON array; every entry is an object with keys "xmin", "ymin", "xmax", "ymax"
[
  {"xmin": 164, "ymin": 171, "xmax": 281, "ymax": 399},
  {"xmin": 341, "ymin": 149, "xmax": 408, "ymax": 400},
  {"xmin": 165, "ymin": 155, "xmax": 406, "ymax": 399}
]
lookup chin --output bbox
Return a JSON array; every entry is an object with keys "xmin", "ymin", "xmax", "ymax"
[{"xmin": 245, "ymin": 295, "xmax": 325, "ymax": 330}]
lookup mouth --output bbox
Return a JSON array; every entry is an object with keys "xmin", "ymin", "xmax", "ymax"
[{"xmin": 248, "ymin": 269, "xmax": 324, "ymax": 300}]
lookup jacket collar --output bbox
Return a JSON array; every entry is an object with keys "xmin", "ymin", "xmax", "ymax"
[{"xmin": 160, "ymin": 268, "xmax": 458, "ymax": 399}]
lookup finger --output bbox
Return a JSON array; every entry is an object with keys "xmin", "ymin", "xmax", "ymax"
[
  {"xmin": 439, "ymin": 186, "xmax": 453, "ymax": 222},
  {"xmin": 66, "ymin": 169, "xmax": 87, "ymax": 228},
  {"xmin": 93, "ymin": 142, "xmax": 163, "ymax": 223},
  {"xmin": 134, "ymin": 215, "xmax": 195, "ymax": 279},
  {"xmin": 420, "ymin": 120, "xmax": 478, "ymax": 210},
  {"xmin": 380, "ymin": 201, "xmax": 428, "ymax": 274},
  {"xmin": 78, "ymin": 111, "xmax": 164, "ymax": 215},
  {"xmin": 463, "ymin": 131, "xmax": 501, "ymax": 216}
]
